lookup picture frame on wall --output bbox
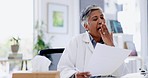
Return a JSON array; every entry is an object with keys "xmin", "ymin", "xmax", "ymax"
[{"xmin": 47, "ymin": 3, "xmax": 68, "ymax": 34}]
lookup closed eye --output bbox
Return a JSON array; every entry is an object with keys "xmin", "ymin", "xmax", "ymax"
[
  {"xmin": 100, "ymin": 17, "xmax": 104, "ymax": 19},
  {"xmin": 100, "ymin": 14, "xmax": 104, "ymax": 19},
  {"xmin": 92, "ymin": 16, "xmax": 98, "ymax": 21}
]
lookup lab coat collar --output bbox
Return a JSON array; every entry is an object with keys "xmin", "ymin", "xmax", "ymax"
[{"xmin": 82, "ymin": 31, "xmax": 94, "ymax": 53}]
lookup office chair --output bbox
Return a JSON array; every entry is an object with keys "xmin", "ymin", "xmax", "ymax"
[{"xmin": 39, "ymin": 48, "xmax": 64, "ymax": 70}]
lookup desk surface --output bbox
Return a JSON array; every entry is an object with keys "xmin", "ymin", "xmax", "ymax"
[
  {"xmin": 125, "ymin": 56, "xmax": 142, "ymax": 60},
  {"xmin": 121, "ymin": 73, "xmax": 145, "ymax": 78},
  {"xmin": 0, "ymin": 58, "xmax": 32, "ymax": 62},
  {"xmin": 12, "ymin": 71, "xmax": 60, "ymax": 78}
]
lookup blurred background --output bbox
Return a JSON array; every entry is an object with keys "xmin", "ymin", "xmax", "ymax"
[{"xmin": 0, "ymin": 0, "xmax": 147, "ymax": 77}]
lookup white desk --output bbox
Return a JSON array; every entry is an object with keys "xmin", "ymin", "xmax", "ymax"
[
  {"xmin": 125, "ymin": 56, "xmax": 144, "ymax": 71},
  {"xmin": 0, "ymin": 58, "xmax": 32, "ymax": 73},
  {"xmin": 121, "ymin": 73, "xmax": 145, "ymax": 78}
]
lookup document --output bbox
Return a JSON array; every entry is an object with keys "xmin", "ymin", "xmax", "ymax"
[{"xmin": 85, "ymin": 43, "xmax": 131, "ymax": 76}]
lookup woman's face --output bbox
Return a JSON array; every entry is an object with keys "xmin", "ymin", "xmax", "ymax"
[{"xmin": 84, "ymin": 10, "xmax": 105, "ymax": 38}]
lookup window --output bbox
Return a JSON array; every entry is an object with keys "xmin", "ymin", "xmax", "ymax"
[{"xmin": 0, "ymin": 0, "xmax": 33, "ymax": 73}]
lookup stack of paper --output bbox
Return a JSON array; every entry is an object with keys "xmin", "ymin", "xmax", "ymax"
[
  {"xmin": 8, "ymin": 53, "xmax": 22, "ymax": 59},
  {"xmin": 85, "ymin": 43, "xmax": 131, "ymax": 76}
]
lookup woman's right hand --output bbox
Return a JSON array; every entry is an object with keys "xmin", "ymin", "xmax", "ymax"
[{"xmin": 75, "ymin": 72, "xmax": 91, "ymax": 78}]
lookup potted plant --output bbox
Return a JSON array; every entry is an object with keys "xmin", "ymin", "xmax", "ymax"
[
  {"xmin": 34, "ymin": 35, "xmax": 49, "ymax": 54},
  {"xmin": 33, "ymin": 20, "xmax": 52, "ymax": 55},
  {"xmin": 10, "ymin": 37, "xmax": 21, "ymax": 53}
]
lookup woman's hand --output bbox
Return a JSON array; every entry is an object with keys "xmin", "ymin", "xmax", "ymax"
[
  {"xmin": 99, "ymin": 23, "xmax": 114, "ymax": 46},
  {"xmin": 75, "ymin": 72, "xmax": 91, "ymax": 78}
]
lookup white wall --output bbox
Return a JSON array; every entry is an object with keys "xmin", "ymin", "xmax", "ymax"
[{"xmin": 35, "ymin": 0, "xmax": 80, "ymax": 48}]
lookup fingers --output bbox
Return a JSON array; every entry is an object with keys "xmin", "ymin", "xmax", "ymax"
[
  {"xmin": 99, "ymin": 24, "xmax": 109, "ymax": 36},
  {"xmin": 76, "ymin": 72, "xmax": 91, "ymax": 78},
  {"xmin": 102, "ymin": 24, "xmax": 109, "ymax": 34},
  {"xmin": 99, "ymin": 24, "xmax": 114, "ymax": 46},
  {"xmin": 110, "ymin": 32, "xmax": 113, "ymax": 40}
]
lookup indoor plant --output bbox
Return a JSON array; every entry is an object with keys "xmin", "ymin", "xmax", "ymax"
[
  {"xmin": 33, "ymin": 20, "xmax": 52, "ymax": 55},
  {"xmin": 10, "ymin": 37, "xmax": 21, "ymax": 53}
]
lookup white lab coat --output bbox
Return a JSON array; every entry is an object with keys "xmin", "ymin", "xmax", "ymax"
[
  {"xmin": 57, "ymin": 32, "xmax": 124, "ymax": 78},
  {"xmin": 57, "ymin": 32, "xmax": 96, "ymax": 78}
]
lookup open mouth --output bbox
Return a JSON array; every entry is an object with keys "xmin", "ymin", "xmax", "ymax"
[{"xmin": 97, "ymin": 27, "xmax": 101, "ymax": 30}]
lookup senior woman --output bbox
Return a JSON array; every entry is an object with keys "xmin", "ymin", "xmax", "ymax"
[{"xmin": 57, "ymin": 4, "xmax": 114, "ymax": 78}]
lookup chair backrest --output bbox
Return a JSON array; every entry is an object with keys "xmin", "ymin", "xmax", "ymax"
[{"xmin": 39, "ymin": 48, "xmax": 64, "ymax": 70}]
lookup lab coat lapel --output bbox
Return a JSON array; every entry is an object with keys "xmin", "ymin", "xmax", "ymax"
[{"xmin": 82, "ymin": 32, "xmax": 94, "ymax": 53}]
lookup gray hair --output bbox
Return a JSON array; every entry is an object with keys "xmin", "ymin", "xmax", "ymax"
[{"xmin": 80, "ymin": 4, "xmax": 103, "ymax": 27}]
